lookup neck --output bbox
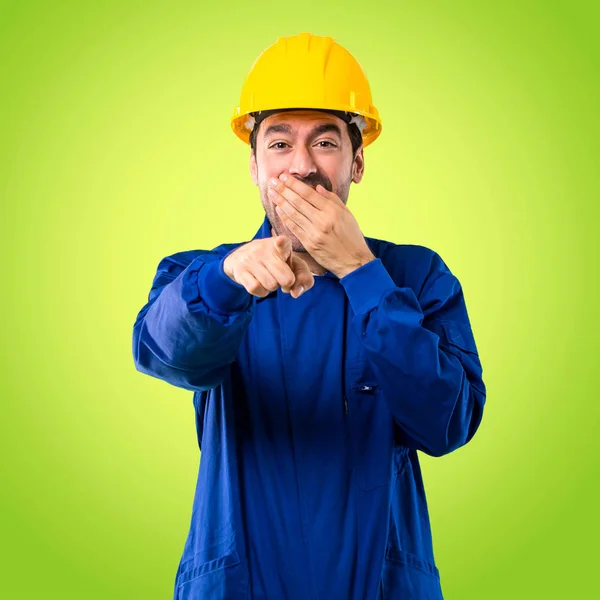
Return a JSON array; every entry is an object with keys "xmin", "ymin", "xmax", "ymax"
[{"xmin": 294, "ymin": 251, "xmax": 327, "ymax": 276}]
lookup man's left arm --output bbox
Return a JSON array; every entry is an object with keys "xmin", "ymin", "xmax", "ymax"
[
  {"xmin": 339, "ymin": 249, "xmax": 487, "ymax": 458},
  {"xmin": 268, "ymin": 175, "xmax": 486, "ymax": 457}
]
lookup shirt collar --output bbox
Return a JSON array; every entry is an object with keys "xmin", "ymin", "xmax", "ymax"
[{"xmin": 251, "ymin": 213, "xmax": 274, "ymax": 242}]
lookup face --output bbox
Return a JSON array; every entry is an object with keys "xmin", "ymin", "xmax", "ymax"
[{"xmin": 250, "ymin": 110, "xmax": 365, "ymax": 252}]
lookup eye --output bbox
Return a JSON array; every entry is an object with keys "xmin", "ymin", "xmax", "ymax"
[
  {"xmin": 315, "ymin": 141, "xmax": 336, "ymax": 148},
  {"xmin": 268, "ymin": 142, "xmax": 289, "ymax": 149}
]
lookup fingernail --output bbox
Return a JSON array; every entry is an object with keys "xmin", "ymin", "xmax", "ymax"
[
  {"xmin": 269, "ymin": 178, "xmax": 279, "ymax": 187},
  {"xmin": 297, "ymin": 286, "xmax": 305, "ymax": 297},
  {"xmin": 280, "ymin": 174, "xmax": 288, "ymax": 182}
]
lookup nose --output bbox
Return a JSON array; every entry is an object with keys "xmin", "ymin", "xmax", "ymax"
[{"xmin": 287, "ymin": 145, "xmax": 317, "ymax": 178}]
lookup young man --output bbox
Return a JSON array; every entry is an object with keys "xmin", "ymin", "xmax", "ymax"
[{"xmin": 133, "ymin": 33, "xmax": 486, "ymax": 600}]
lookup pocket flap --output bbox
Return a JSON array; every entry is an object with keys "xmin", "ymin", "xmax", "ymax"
[
  {"xmin": 439, "ymin": 319, "xmax": 479, "ymax": 355},
  {"xmin": 178, "ymin": 551, "xmax": 241, "ymax": 587},
  {"xmin": 385, "ymin": 547, "xmax": 440, "ymax": 579}
]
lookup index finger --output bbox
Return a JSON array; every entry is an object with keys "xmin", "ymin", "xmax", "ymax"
[{"xmin": 272, "ymin": 234, "xmax": 292, "ymax": 260}]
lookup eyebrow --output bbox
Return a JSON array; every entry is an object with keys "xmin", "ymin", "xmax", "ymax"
[{"xmin": 263, "ymin": 122, "xmax": 343, "ymax": 140}]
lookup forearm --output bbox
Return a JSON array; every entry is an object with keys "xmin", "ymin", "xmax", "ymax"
[
  {"xmin": 133, "ymin": 253, "xmax": 255, "ymax": 390},
  {"xmin": 340, "ymin": 256, "xmax": 486, "ymax": 457}
]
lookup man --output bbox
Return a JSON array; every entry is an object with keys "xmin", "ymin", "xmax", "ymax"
[{"xmin": 133, "ymin": 33, "xmax": 486, "ymax": 600}]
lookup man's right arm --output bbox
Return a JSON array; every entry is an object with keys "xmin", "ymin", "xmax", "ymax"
[{"xmin": 132, "ymin": 248, "xmax": 254, "ymax": 392}]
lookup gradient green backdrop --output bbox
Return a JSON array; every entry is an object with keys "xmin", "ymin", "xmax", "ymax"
[{"xmin": 2, "ymin": 1, "xmax": 598, "ymax": 598}]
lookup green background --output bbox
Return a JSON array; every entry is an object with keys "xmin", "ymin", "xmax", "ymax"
[{"xmin": 1, "ymin": 1, "xmax": 598, "ymax": 598}]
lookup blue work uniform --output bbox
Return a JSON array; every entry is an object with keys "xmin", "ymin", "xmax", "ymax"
[{"xmin": 132, "ymin": 214, "xmax": 486, "ymax": 600}]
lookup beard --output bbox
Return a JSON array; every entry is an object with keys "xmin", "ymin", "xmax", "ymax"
[{"xmin": 261, "ymin": 171, "xmax": 352, "ymax": 253}]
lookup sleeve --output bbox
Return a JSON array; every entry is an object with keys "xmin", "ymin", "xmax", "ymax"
[
  {"xmin": 339, "ymin": 250, "xmax": 486, "ymax": 458},
  {"xmin": 132, "ymin": 249, "xmax": 255, "ymax": 391}
]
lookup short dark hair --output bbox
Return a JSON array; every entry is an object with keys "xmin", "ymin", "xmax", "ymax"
[{"xmin": 250, "ymin": 121, "xmax": 363, "ymax": 156}]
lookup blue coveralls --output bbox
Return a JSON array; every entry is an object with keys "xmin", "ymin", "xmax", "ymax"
[{"xmin": 132, "ymin": 214, "xmax": 486, "ymax": 600}]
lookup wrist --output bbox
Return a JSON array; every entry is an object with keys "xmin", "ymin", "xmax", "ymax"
[
  {"xmin": 223, "ymin": 254, "xmax": 237, "ymax": 283},
  {"xmin": 335, "ymin": 251, "xmax": 376, "ymax": 279}
]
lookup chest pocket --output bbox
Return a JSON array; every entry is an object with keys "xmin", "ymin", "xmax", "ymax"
[{"xmin": 347, "ymin": 358, "xmax": 395, "ymax": 491}]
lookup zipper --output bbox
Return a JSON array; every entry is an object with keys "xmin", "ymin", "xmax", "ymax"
[
  {"xmin": 342, "ymin": 287, "xmax": 349, "ymax": 416},
  {"xmin": 275, "ymin": 289, "xmax": 320, "ymax": 600}
]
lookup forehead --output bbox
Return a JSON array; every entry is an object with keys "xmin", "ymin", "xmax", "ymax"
[{"xmin": 260, "ymin": 110, "xmax": 346, "ymax": 136}]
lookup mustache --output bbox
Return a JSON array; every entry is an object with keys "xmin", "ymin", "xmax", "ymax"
[{"xmin": 292, "ymin": 173, "xmax": 333, "ymax": 192}]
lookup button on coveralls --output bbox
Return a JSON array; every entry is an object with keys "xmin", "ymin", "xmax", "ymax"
[{"xmin": 132, "ymin": 215, "xmax": 486, "ymax": 600}]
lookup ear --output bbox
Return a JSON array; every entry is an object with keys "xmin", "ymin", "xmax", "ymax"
[
  {"xmin": 250, "ymin": 150, "xmax": 258, "ymax": 185},
  {"xmin": 352, "ymin": 146, "xmax": 365, "ymax": 184}
]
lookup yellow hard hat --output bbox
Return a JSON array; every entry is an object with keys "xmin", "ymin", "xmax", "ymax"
[{"xmin": 231, "ymin": 33, "xmax": 382, "ymax": 148}]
